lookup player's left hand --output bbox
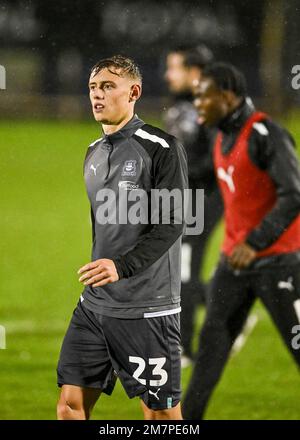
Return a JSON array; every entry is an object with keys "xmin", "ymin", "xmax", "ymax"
[
  {"xmin": 78, "ymin": 258, "xmax": 119, "ymax": 287},
  {"xmin": 228, "ymin": 242, "xmax": 257, "ymax": 269}
]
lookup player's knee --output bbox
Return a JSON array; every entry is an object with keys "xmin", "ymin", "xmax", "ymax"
[
  {"xmin": 154, "ymin": 407, "xmax": 181, "ymax": 420},
  {"xmin": 154, "ymin": 408, "xmax": 171, "ymax": 419},
  {"xmin": 143, "ymin": 410, "xmax": 156, "ymax": 420},
  {"xmin": 57, "ymin": 400, "xmax": 69, "ymax": 420},
  {"xmin": 141, "ymin": 401, "xmax": 156, "ymax": 420},
  {"xmin": 57, "ymin": 397, "xmax": 86, "ymax": 420},
  {"xmin": 142, "ymin": 402, "xmax": 174, "ymax": 420}
]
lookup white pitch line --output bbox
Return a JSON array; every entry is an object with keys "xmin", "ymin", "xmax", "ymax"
[
  {"xmin": 231, "ymin": 314, "xmax": 259, "ymax": 356},
  {"xmin": 3, "ymin": 320, "xmax": 67, "ymax": 334}
]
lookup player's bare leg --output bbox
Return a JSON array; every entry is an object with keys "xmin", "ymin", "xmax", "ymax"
[
  {"xmin": 57, "ymin": 384, "xmax": 101, "ymax": 420},
  {"xmin": 140, "ymin": 400, "xmax": 183, "ymax": 420},
  {"xmin": 140, "ymin": 400, "xmax": 154, "ymax": 419}
]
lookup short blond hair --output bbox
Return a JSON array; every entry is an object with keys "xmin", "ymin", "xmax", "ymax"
[{"xmin": 91, "ymin": 55, "xmax": 142, "ymax": 83}]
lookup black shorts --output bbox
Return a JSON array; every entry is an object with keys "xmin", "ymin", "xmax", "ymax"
[{"xmin": 57, "ymin": 300, "xmax": 181, "ymax": 410}]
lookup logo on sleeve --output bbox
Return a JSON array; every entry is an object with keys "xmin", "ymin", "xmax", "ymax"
[
  {"xmin": 122, "ymin": 160, "xmax": 137, "ymax": 177},
  {"xmin": 90, "ymin": 163, "xmax": 100, "ymax": 176}
]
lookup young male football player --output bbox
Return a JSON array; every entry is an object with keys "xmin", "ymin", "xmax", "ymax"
[
  {"xmin": 164, "ymin": 45, "xmax": 222, "ymax": 366},
  {"xmin": 183, "ymin": 62, "xmax": 300, "ymax": 419},
  {"xmin": 56, "ymin": 55, "xmax": 188, "ymax": 420}
]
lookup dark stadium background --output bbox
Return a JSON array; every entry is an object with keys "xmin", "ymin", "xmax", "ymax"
[
  {"xmin": 0, "ymin": 0, "xmax": 299, "ymax": 420},
  {"xmin": 1, "ymin": 0, "xmax": 300, "ymax": 117}
]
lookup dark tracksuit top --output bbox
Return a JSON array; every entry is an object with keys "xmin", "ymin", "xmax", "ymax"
[{"xmin": 81, "ymin": 115, "xmax": 188, "ymax": 319}]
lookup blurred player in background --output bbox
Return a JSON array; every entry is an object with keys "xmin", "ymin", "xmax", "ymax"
[
  {"xmin": 183, "ymin": 62, "xmax": 300, "ymax": 419},
  {"xmin": 164, "ymin": 45, "xmax": 223, "ymax": 366},
  {"xmin": 56, "ymin": 55, "xmax": 188, "ymax": 420}
]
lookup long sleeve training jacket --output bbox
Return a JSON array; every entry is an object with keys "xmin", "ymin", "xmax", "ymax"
[{"xmin": 81, "ymin": 115, "xmax": 188, "ymax": 318}]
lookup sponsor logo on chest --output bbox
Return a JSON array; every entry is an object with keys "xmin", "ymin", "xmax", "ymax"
[{"xmin": 118, "ymin": 181, "xmax": 140, "ymax": 190}]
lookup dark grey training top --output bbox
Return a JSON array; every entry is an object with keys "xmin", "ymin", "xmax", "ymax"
[{"xmin": 81, "ymin": 115, "xmax": 188, "ymax": 318}]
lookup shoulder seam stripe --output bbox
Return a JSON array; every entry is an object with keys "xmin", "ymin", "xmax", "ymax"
[
  {"xmin": 89, "ymin": 137, "xmax": 103, "ymax": 147},
  {"xmin": 135, "ymin": 128, "xmax": 170, "ymax": 149}
]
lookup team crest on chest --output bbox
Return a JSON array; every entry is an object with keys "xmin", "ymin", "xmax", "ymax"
[{"xmin": 122, "ymin": 160, "xmax": 137, "ymax": 177}]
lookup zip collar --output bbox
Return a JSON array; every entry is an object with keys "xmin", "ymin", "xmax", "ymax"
[
  {"xmin": 104, "ymin": 114, "xmax": 145, "ymax": 144},
  {"xmin": 218, "ymin": 97, "xmax": 255, "ymax": 134}
]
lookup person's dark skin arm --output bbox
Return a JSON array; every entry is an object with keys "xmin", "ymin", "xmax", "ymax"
[{"xmin": 229, "ymin": 121, "xmax": 300, "ymax": 269}]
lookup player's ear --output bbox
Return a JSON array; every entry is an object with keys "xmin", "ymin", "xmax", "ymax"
[
  {"xmin": 129, "ymin": 84, "xmax": 142, "ymax": 102},
  {"xmin": 189, "ymin": 66, "xmax": 201, "ymax": 83}
]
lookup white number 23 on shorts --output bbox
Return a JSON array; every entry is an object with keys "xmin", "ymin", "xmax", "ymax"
[{"xmin": 129, "ymin": 356, "xmax": 168, "ymax": 387}]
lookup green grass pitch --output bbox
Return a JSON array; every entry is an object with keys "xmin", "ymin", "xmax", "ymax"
[{"xmin": 0, "ymin": 115, "xmax": 299, "ymax": 420}]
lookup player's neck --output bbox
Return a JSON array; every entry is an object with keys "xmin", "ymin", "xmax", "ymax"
[{"xmin": 102, "ymin": 113, "xmax": 135, "ymax": 135}]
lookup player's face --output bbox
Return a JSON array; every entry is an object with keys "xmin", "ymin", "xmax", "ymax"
[
  {"xmin": 89, "ymin": 68, "xmax": 139, "ymax": 124},
  {"xmin": 193, "ymin": 78, "xmax": 228, "ymax": 127},
  {"xmin": 165, "ymin": 53, "xmax": 190, "ymax": 94}
]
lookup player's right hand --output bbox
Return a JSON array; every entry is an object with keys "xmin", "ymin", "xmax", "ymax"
[{"xmin": 78, "ymin": 258, "xmax": 119, "ymax": 287}]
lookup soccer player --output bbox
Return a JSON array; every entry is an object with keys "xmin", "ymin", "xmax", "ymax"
[
  {"xmin": 183, "ymin": 62, "xmax": 300, "ymax": 419},
  {"xmin": 164, "ymin": 45, "xmax": 222, "ymax": 366},
  {"xmin": 56, "ymin": 55, "xmax": 188, "ymax": 420}
]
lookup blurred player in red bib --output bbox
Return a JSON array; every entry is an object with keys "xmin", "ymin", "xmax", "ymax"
[{"xmin": 183, "ymin": 62, "xmax": 300, "ymax": 419}]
